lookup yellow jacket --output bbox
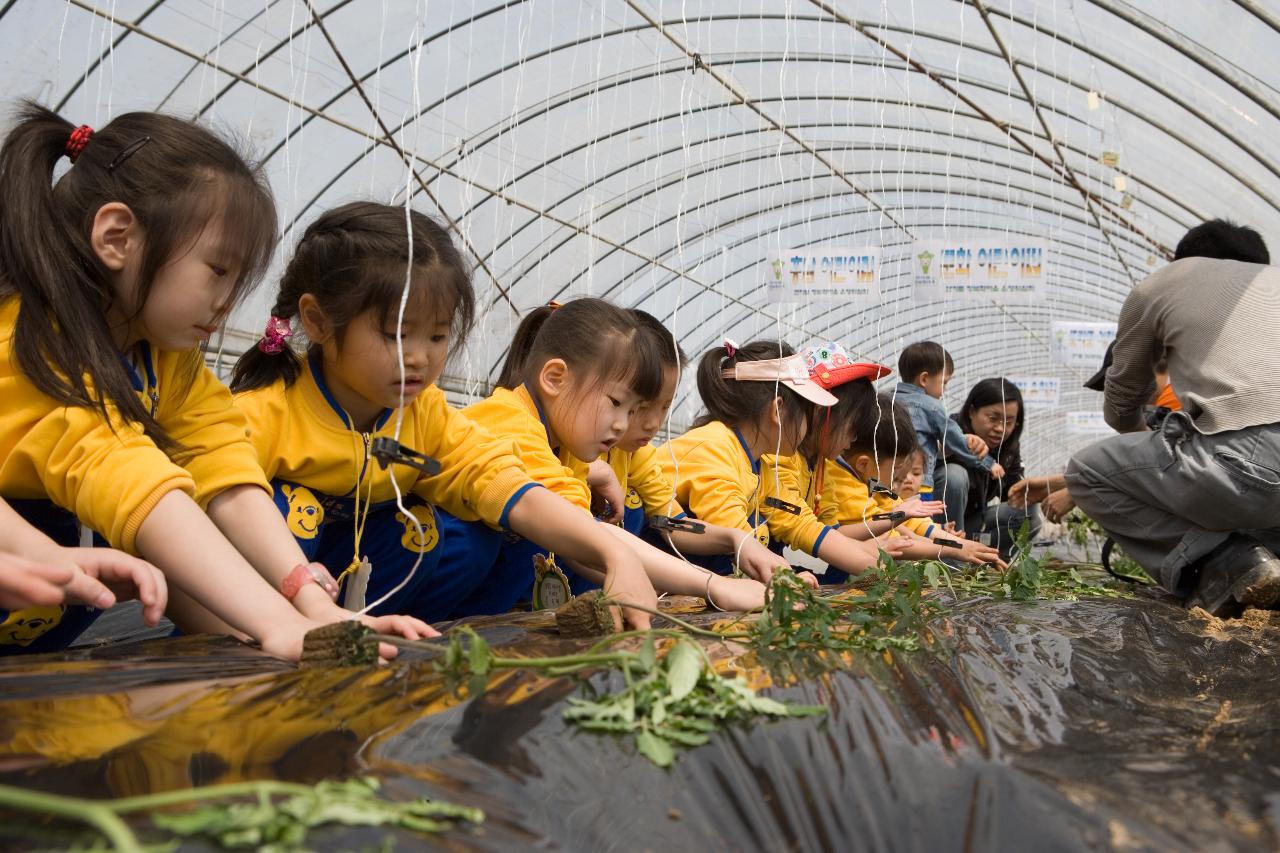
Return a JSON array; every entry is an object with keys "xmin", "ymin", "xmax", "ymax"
[
  {"xmin": 759, "ymin": 452, "xmax": 839, "ymax": 555},
  {"xmin": 819, "ymin": 457, "xmax": 935, "ymax": 538},
  {"xmin": 0, "ymin": 298, "xmax": 268, "ymax": 552},
  {"xmin": 656, "ymin": 421, "xmax": 776, "ymax": 548},
  {"xmin": 234, "ymin": 358, "xmax": 537, "ymax": 528},
  {"xmin": 606, "ymin": 444, "xmax": 683, "ymax": 520},
  {"xmin": 461, "ymin": 385, "xmax": 592, "ymax": 512}
]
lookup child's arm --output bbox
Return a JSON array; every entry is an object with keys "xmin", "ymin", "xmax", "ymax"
[
  {"xmin": 0, "ymin": 496, "xmax": 166, "ymax": 616},
  {"xmin": 941, "ymin": 414, "xmax": 996, "ymax": 474},
  {"xmin": 204, "ymin": 485, "xmax": 438, "ymax": 643}
]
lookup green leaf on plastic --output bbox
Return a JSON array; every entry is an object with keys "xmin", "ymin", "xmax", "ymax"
[
  {"xmin": 665, "ymin": 640, "xmax": 703, "ymax": 701},
  {"xmin": 635, "ymin": 730, "xmax": 675, "ymax": 767}
]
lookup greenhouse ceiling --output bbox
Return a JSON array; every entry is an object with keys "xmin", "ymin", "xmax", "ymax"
[{"xmin": 2, "ymin": 0, "xmax": 1276, "ymax": 470}]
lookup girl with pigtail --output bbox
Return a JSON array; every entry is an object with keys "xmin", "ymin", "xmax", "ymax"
[
  {"xmin": 0, "ymin": 101, "xmax": 431, "ymax": 659},
  {"xmin": 433, "ymin": 298, "xmax": 770, "ymax": 618},
  {"xmin": 232, "ymin": 203, "xmax": 656, "ymax": 631},
  {"xmin": 659, "ymin": 340, "xmax": 899, "ymax": 578}
]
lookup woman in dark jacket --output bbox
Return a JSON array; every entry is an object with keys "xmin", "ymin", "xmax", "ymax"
[{"xmin": 943, "ymin": 378, "xmax": 1040, "ymax": 557}]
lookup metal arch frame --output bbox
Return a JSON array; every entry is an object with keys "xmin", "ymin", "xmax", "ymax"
[
  {"xmin": 628, "ymin": 209, "xmax": 1135, "ymax": 356},
  {"xmin": 626, "ymin": 208, "xmax": 1135, "ymax": 340},
  {"xmin": 481, "ymin": 204, "xmax": 1137, "ymax": 381},
  {"xmin": 620, "ymin": 0, "xmax": 913, "ymax": 238},
  {"xmin": 971, "ymin": 0, "xmax": 1137, "ymax": 283},
  {"xmin": 473, "ymin": 146, "xmax": 1145, "ymax": 319},
  {"xmin": 50, "ymin": 0, "xmax": 1278, "ymax": 224},
  {"xmin": 58, "ymin": 0, "xmax": 833, "ymax": 346},
  {"xmin": 269, "ymin": 40, "xmax": 1224, "ymax": 243}
]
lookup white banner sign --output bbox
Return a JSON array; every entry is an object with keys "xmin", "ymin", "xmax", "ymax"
[
  {"xmin": 1065, "ymin": 411, "xmax": 1113, "ymax": 435},
  {"xmin": 1051, "ymin": 321, "xmax": 1117, "ymax": 368},
  {"xmin": 1009, "ymin": 376, "xmax": 1061, "ymax": 409},
  {"xmin": 911, "ymin": 238, "xmax": 1046, "ymax": 302},
  {"xmin": 766, "ymin": 248, "xmax": 881, "ymax": 303}
]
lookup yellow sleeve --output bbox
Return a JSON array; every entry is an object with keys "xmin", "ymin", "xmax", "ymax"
[
  {"xmin": 760, "ymin": 454, "xmax": 836, "ymax": 555},
  {"xmin": 410, "ymin": 388, "xmax": 539, "ymax": 527},
  {"xmin": 231, "ymin": 383, "xmax": 290, "ymax": 484},
  {"xmin": 156, "ymin": 353, "xmax": 270, "ymax": 508},
  {"xmin": 0, "ymin": 307, "xmax": 191, "ymax": 553},
  {"xmin": 662, "ymin": 435, "xmax": 756, "ymax": 534},
  {"xmin": 628, "ymin": 445, "xmax": 683, "ymax": 518},
  {"xmin": 819, "ymin": 460, "xmax": 876, "ymax": 528}
]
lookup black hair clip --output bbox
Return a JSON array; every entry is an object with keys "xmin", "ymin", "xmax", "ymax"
[
  {"xmin": 764, "ymin": 496, "xmax": 802, "ymax": 516},
  {"xmin": 370, "ymin": 437, "xmax": 442, "ymax": 476},
  {"xmin": 868, "ymin": 479, "xmax": 899, "ymax": 501},
  {"xmin": 108, "ymin": 136, "xmax": 152, "ymax": 172},
  {"xmin": 648, "ymin": 516, "xmax": 706, "ymax": 534},
  {"xmin": 870, "ymin": 511, "xmax": 907, "ymax": 523}
]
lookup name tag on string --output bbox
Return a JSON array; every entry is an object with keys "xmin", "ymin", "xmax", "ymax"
[{"xmin": 342, "ymin": 557, "xmax": 372, "ymax": 611}]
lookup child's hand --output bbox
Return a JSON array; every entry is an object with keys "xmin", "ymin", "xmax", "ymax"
[
  {"xmin": 948, "ymin": 539, "xmax": 1007, "ymax": 570},
  {"xmin": 797, "ymin": 571, "xmax": 820, "ymax": 589},
  {"xmin": 61, "ymin": 547, "xmax": 167, "ymax": 626},
  {"xmin": 707, "ymin": 574, "xmax": 767, "ymax": 611},
  {"xmin": 1041, "ymin": 489, "xmax": 1076, "ymax": 524},
  {"xmin": 733, "ymin": 534, "xmax": 785, "ymax": 584},
  {"xmin": 943, "ymin": 521, "xmax": 967, "ymax": 540},
  {"xmin": 0, "ymin": 551, "xmax": 76, "ymax": 611},
  {"xmin": 601, "ymin": 553, "xmax": 657, "ymax": 630},
  {"xmin": 356, "ymin": 613, "xmax": 440, "ymax": 659},
  {"xmin": 586, "ymin": 458, "xmax": 625, "ymax": 524},
  {"xmin": 990, "ymin": 463, "xmax": 1006, "ymax": 480},
  {"xmin": 899, "ymin": 495, "xmax": 945, "ymax": 519},
  {"xmin": 964, "ymin": 434, "xmax": 989, "ymax": 457},
  {"xmin": 878, "ymin": 535, "xmax": 913, "ymax": 559}
]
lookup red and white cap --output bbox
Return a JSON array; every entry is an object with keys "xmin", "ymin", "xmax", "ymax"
[
  {"xmin": 802, "ymin": 342, "xmax": 891, "ymax": 390},
  {"xmin": 721, "ymin": 351, "xmax": 839, "ymax": 406}
]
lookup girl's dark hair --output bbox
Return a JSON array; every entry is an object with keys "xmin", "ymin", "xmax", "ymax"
[
  {"xmin": 231, "ymin": 201, "xmax": 473, "ymax": 393},
  {"xmin": 0, "ymin": 100, "xmax": 276, "ymax": 449},
  {"xmin": 803, "ymin": 377, "xmax": 876, "ymax": 460},
  {"xmin": 846, "ymin": 393, "xmax": 919, "ymax": 459},
  {"xmin": 897, "ymin": 340, "xmax": 954, "ymax": 383},
  {"xmin": 956, "ymin": 377, "xmax": 1025, "ymax": 464},
  {"xmin": 630, "ymin": 308, "xmax": 687, "ymax": 373},
  {"xmin": 495, "ymin": 297, "xmax": 664, "ymax": 401},
  {"xmin": 694, "ymin": 341, "xmax": 812, "ymax": 437}
]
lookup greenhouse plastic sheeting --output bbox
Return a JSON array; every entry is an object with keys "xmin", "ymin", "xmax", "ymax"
[{"xmin": 1, "ymin": 591, "xmax": 1277, "ymax": 851}]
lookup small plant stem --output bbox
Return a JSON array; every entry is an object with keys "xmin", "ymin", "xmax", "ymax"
[{"xmin": 0, "ymin": 784, "xmax": 143, "ymax": 853}]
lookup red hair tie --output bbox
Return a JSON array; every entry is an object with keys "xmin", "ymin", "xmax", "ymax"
[
  {"xmin": 723, "ymin": 337, "xmax": 738, "ymax": 358},
  {"xmin": 65, "ymin": 125, "xmax": 94, "ymax": 163},
  {"xmin": 546, "ymin": 299, "xmax": 562, "ymax": 310},
  {"xmin": 257, "ymin": 316, "xmax": 294, "ymax": 354}
]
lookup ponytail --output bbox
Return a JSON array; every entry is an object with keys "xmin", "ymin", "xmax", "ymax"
[
  {"xmin": 0, "ymin": 100, "xmax": 276, "ymax": 450},
  {"xmin": 693, "ymin": 340, "xmax": 810, "ymax": 431},
  {"xmin": 227, "ymin": 294, "xmax": 305, "ymax": 393},
  {"xmin": 495, "ymin": 305, "xmax": 554, "ymax": 389}
]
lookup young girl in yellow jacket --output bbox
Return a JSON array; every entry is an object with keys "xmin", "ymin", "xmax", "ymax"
[
  {"xmin": 820, "ymin": 394, "xmax": 1006, "ymax": 567},
  {"xmin": 660, "ymin": 341, "xmax": 890, "ymax": 577},
  {"xmin": 230, "ymin": 204, "xmax": 655, "ymax": 630},
  {"xmin": 434, "ymin": 298, "xmax": 768, "ymax": 617},
  {"xmin": 592, "ymin": 309, "xmax": 792, "ymax": 592},
  {"xmin": 758, "ymin": 342, "xmax": 913, "ymax": 581},
  {"xmin": 0, "ymin": 103, "xmax": 432, "ymax": 659}
]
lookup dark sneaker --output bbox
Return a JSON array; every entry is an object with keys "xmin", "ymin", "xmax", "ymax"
[{"xmin": 1186, "ymin": 536, "xmax": 1280, "ymax": 617}]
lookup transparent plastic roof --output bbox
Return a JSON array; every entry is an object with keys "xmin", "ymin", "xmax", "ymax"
[{"xmin": 2, "ymin": 0, "xmax": 1277, "ymax": 471}]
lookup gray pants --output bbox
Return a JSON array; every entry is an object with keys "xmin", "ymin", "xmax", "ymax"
[
  {"xmin": 936, "ymin": 462, "xmax": 1041, "ymax": 558},
  {"xmin": 1065, "ymin": 412, "xmax": 1280, "ymax": 594}
]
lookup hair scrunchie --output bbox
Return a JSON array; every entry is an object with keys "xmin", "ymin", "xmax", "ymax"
[
  {"xmin": 257, "ymin": 316, "xmax": 294, "ymax": 354},
  {"xmin": 65, "ymin": 125, "xmax": 94, "ymax": 163}
]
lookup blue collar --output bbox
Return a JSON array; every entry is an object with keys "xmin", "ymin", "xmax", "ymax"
[
  {"xmin": 121, "ymin": 342, "xmax": 158, "ymax": 416},
  {"xmin": 732, "ymin": 427, "xmax": 761, "ymax": 476},
  {"xmin": 308, "ymin": 351, "xmax": 392, "ymax": 433}
]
